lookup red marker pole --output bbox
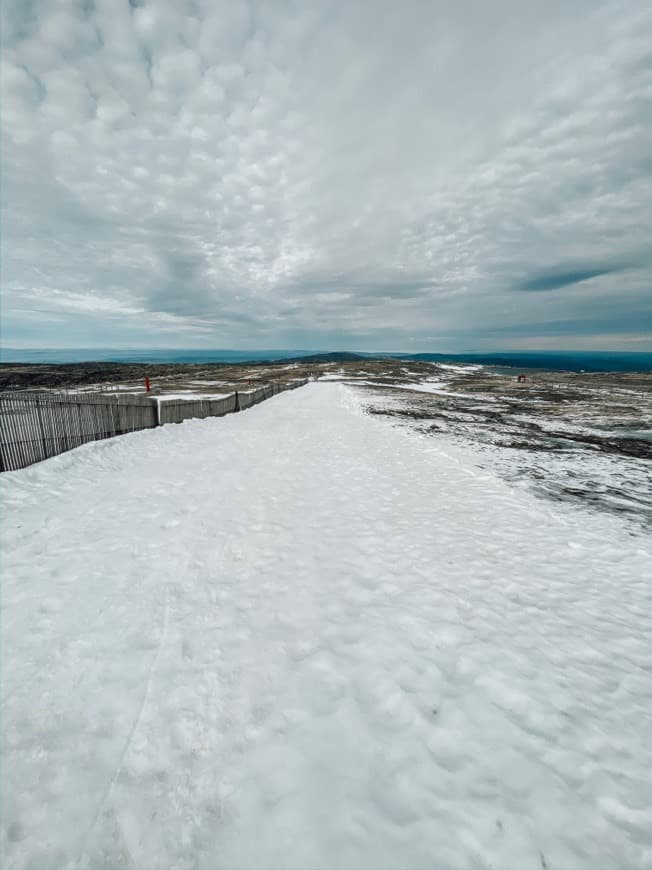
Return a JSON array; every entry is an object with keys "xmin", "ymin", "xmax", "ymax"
[{"xmin": 145, "ymin": 376, "xmax": 151, "ymax": 392}]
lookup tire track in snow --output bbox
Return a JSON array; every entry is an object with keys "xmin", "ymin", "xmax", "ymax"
[{"xmin": 75, "ymin": 584, "xmax": 171, "ymax": 863}]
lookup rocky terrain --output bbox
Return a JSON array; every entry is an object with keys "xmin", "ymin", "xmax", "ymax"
[{"xmin": 0, "ymin": 360, "xmax": 318, "ymax": 395}]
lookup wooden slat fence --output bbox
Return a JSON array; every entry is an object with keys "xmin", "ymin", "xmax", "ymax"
[
  {"xmin": 0, "ymin": 380, "xmax": 308, "ymax": 472},
  {"xmin": 0, "ymin": 391, "xmax": 158, "ymax": 472},
  {"xmin": 157, "ymin": 380, "xmax": 306, "ymax": 425},
  {"xmin": 157, "ymin": 393, "xmax": 238, "ymax": 425}
]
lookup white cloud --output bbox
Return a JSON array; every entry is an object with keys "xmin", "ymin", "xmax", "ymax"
[{"xmin": 1, "ymin": 0, "xmax": 651, "ymax": 350}]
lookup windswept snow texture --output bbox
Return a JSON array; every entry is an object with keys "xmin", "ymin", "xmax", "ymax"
[{"xmin": 2, "ymin": 384, "xmax": 651, "ymax": 870}]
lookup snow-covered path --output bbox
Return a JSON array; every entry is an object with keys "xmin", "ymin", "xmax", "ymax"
[{"xmin": 2, "ymin": 383, "xmax": 651, "ymax": 870}]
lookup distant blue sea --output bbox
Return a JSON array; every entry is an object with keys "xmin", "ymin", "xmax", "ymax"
[
  {"xmin": 0, "ymin": 348, "xmax": 316, "ymax": 365},
  {"xmin": 1, "ymin": 348, "xmax": 651, "ymax": 372}
]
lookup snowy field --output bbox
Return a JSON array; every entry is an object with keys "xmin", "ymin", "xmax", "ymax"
[
  {"xmin": 2, "ymin": 383, "xmax": 651, "ymax": 869},
  {"xmin": 340, "ymin": 364, "xmax": 652, "ymax": 526}
]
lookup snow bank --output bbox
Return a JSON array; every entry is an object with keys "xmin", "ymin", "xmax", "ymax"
[{"xmin": 2, "ymin": 384, "xmax": 651, "ymax": 869}]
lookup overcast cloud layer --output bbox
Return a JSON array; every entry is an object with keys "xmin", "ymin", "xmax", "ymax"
[{"xmin": 2, "ymin": 0, "xmax": 651, "ymax": 351}]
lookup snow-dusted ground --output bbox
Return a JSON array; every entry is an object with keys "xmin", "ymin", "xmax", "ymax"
[
  {"xmin": 352, "ymin": 365, "xmax": 652, "ymax": 526},
  {"xmin": 2, "ymin": 384, "xmax": 651, "ymax": 870}
]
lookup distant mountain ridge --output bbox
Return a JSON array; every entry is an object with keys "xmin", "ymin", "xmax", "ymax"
[
  {"xmin": 395, "ymin": 351, "xmax": 652, "ymax": 373},
  {"xmin": 273, "ymin": 350, "xmax": 652, "ymax": 373},
  {"xmin": 2, "ymin": 348, "xmax": 650, "ymax": 372},
  {"xmin": 271, "ymin": 352, "xmax": 367, "ymax": 364}
]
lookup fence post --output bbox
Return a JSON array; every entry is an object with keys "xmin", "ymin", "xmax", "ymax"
[
  {"xmin": 234, "ymin": 391, "xmax": 240, "ymax": 412},
  {"xmin": 149, "ymin": 396, "xmax": 160, "ymax": 427},
  {"xmin": 34, "ymin": 396, "xmax": 48, "ymax": 459}
]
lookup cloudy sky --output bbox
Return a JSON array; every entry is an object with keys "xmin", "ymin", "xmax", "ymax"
[{"xmin": 2, "ymin": 0, "xmax": 651, "ymax": 352}]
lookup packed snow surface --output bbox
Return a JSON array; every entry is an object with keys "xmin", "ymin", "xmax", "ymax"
[{"xmin": 2, "ymin": 384, "xmax": 651, "ymax": 870}]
